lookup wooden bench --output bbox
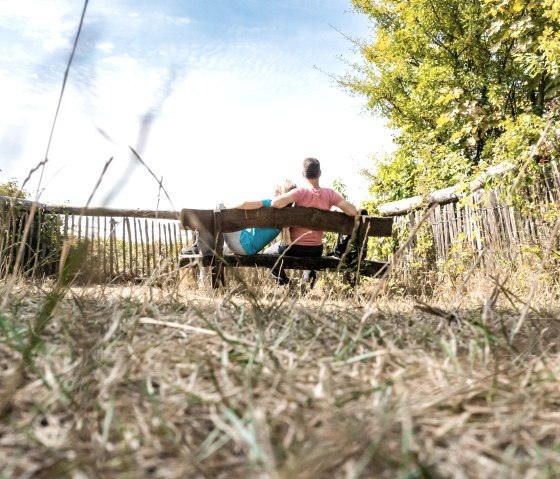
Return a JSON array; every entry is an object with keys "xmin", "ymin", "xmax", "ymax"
[{"xmin": 179, "ymin": 206, "xmax": 393, "ymax": 288}]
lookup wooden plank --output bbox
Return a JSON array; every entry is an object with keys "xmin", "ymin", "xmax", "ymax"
[
  {"xmin": 355, "ymin": 209, "xmax": 370, "ymax": 265},
  {"xmin": 109, "ymin": 218, "xmax": 115, "ymax": 277},
  {"xmin": 212, "ymin": 209, "xmax": 225, "ymax": 288},
  {"xmin": 151, "ymin": 220, "xmax": 157, "ymax": 273},
  {"xmin": 126, "ymin": 217, "xmax": 133, "ymax": 277},
  {"xmin": 85, "ymin": 216, "xmax": 90, "ymax": 252},
  {"xmin": 432, "ymin": 207, "xmax": 443, "ymax": 258},
  {"xmin": 114, "ymin": 219, "xmax": 120, "ymax": 276},
  {"xmin": 138, "ymin": 218, "xmax": 145, "ymax": 277},
  {"xmin": 378, "ymin": 160, "xmax": 516, "ymax": 216},
  {"xmin": 158, "ymin": 222, "xmax": 163, "ymax": 260},
  {"xmin": 32, "ymin": 208, "xmax": 41, "ymax": 276},
  {"xmin": 165, "ymin": 223, "xmax": 171, "ymax": 272},
  {"xmin": 442, "ymin": 205, "xmax": 450, "ymax": 257},
  {"xmin": 122, "ymin": 217, "xmax": 126, "ymax": 275},
  {"xmin": 133, "ymin": 218, "xmax": 139, "ymax": 277},
  {"xmin": 144, "ymin": 219, "xmax": 150, "ymax": 276},
  {"xmin": 178, "ymin": 254, "xmax": 389, "ymax": 277},
  {"xmin": 96, "ymin": 216, "xmax": 100, "ymax": 266},
  {"xmin": 102, "ymin": 217, "xmax": 106, "ymax": 276},
  {"xmin": 181, "ymin": 209, "xmax": 214, "ymax": 234},
  {"xmin": 455, "ymin": 203, "xmax": 464, "ymax": 250},
  {"xmin": 176, "ymin": 223, "xmax": 184, "ymax": 250},
  {"xmin": 172, "ymin": 223, "xmax": 179, "ymax": 263},
  {"xmin": 0, "ymin": 197, "xmax": 181, "ymax": 220},
  {"xmin": 180, "ymin": 207, "xmax": 393, "ymax": 237}
]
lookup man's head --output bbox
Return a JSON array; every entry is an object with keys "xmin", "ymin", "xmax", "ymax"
[{"xmin": 303, "ymin": 157, "xmax": 321, "ymax": 179}]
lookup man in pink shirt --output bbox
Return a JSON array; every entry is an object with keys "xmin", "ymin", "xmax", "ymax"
[{"xmin": 270, "ymin": 157, "xmax": 358, "ymax": 286}]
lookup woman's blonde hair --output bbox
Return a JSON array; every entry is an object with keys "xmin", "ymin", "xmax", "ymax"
[
  {"xmin": 277, "ymin": 179, "xmax": 297, "ymax": 246},
  {"xmin": 279, "ymin": 179, "xmax": 297, "ymax": 194}
]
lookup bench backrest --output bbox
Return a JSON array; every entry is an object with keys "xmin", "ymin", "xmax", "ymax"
[{"xmin": 180, "ymin": 207, "xmax": 393, "ymax": 238}]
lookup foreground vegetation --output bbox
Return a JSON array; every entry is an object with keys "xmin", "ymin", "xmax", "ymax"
[
  {"xmin": 1, "ymin": 269, "xmax": 559, "ymax": 479},
  {"xmin": 3, "ymin": 0, "xmax": 559, "ymax": 475}
]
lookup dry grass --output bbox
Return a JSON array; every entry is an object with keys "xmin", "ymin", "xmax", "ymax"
[
  {"xmin": 5, "ymin": 6, "xmax": 560, "ymax": 474},
  {"xmin": 1, "ymin": 270, "xmax": 560, "ymax": 479}
]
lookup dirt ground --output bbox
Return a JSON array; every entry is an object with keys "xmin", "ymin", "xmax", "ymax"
[{"xmin": 1, "ymin": 280, "xmax": 560, "ymax": 478}]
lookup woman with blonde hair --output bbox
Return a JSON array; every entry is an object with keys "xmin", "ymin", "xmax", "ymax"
[
  {"xmin": 183, "ymin": 180, "xmax": 297, "ymax": 257},
  {"xmin": 222, "ymin": 179, "xmax": 297, "ymax": 255},
  {"xmin": 183, "ymin": 180, "xmax": 297, "ymax": 287}
]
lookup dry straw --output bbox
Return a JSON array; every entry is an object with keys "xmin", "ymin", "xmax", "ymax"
[{"xmin": 2, "ymin": 3, "xmax": 560, "ymax": 478}]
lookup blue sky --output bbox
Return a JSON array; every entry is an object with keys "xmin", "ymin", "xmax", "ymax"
[{"xmin": 0, "ymin": 0, "xmax": 394, "ymax": 210}]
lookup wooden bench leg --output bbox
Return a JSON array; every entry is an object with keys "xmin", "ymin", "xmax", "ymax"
[
  {"xmin": 342, "ymin": 271, "xmax": 360, "ymax": 288},
  {"xmin": 212, "ymin": 208, "xmax": 226, "ymax": 288}
]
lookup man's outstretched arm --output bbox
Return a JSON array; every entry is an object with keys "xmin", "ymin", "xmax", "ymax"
[
  {"xmin": 271, "ymin": 192, "xmax": 295, "ymax": 208},
  {"xmin": 336, "ymin": 199, "xmax": 358, "ymax": 216}
]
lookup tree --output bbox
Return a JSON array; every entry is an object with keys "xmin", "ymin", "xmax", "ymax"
[
  {"xmin": 342, "ymin": 0, "xmax": 560, "ymax": 203},
  {"xmin": 0, "ymin": 179, "xmax": 29, "ymax": 199}
]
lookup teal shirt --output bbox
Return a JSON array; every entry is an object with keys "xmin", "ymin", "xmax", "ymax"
[{"xmin": 238, "ymin": 199, "xmax": 280, "ymax": 254}]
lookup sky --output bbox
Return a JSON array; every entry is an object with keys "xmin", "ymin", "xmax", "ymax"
[{"xmin": 0, "ymin": 0, "xmax": 395, "ymax": 211}]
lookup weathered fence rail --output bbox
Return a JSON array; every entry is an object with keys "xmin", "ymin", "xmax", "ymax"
[
  {"xmin": 378, "ymin": 159, "xmax": 560, "ymax": 274},
  {"xmin": 3, "ymin": 154, "xmax": 558, "ymax": 286},
  {"xmin": 0, "ymin": 197, "xmax": 190, "ymax": 281}
]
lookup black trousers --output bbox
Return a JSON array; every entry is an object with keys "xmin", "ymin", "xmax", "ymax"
[{"xmin": 272, "ymin": 244, "xmax": 323, "ymax": 282}]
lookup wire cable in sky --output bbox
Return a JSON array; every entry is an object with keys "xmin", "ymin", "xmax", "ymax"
[{"xmin": 34, "ymin": 0, "xmax": 90, "ymax": 200}]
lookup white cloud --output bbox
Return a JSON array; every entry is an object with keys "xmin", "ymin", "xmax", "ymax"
[
  {"xmin": 96, "ymin": 42, "xmax": 114, "ymax": 53},
  {"xmin": 165, "ymin": 16, "xmax": 191, "ymax": 26},
  {"xmin": 0, "ymin": 0, "xmax": 76, "ymax": 50},
  {"xmin": 0, "ymin": 0, "xmax": 394, "ymax": 210},
  {"xmin": 43, "ymin": 36, "xmax": 72, "ymax": 53}
]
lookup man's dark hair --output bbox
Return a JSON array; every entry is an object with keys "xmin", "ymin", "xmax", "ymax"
[{"xmin": 303, "ymin": 157, "xmax": 321, "ymax": 179}]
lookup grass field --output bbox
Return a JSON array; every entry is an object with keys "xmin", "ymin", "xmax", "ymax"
[{"xmin": 1, "ymin": 269, "xmax": 559, "ymax": 479}]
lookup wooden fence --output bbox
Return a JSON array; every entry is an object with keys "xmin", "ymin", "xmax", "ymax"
[
  {"xmin": 378, "ymin": 159, "xmax": 560, "ymax": 275},
  {"xmin": 3, "ymin": 156, "xmax": 559, "ymax": 286},
  {"xmin": 0, "ymin": 198, "xmax": 192, "ymax": 282}
]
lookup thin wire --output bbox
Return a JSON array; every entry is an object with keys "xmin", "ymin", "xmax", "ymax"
[{"xmin": 34, "ymin": 0, "xmax": 90, "ymax": 200}]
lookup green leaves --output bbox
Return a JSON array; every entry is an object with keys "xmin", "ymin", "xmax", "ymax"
[
  {"xmin": 0, "ymin": 179, "xmax": 29, "ymax": 199},
  {"xmin": 345, "ymin": 0, "xmax": 560, "ymax": 204}
]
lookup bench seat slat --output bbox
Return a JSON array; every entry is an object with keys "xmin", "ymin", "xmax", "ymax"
[{"xmin": 179, "ymin": 254, "xmax": 388, "ymax": 277}]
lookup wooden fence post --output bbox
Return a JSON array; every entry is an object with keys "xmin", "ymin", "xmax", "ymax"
[
  {"xmin": 212, "ymin": 208, "xmax": 225, "ymax": 288},
  {"xmin": 110, "ymin": 218, "xmax": 116, "ymax": 278}
]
